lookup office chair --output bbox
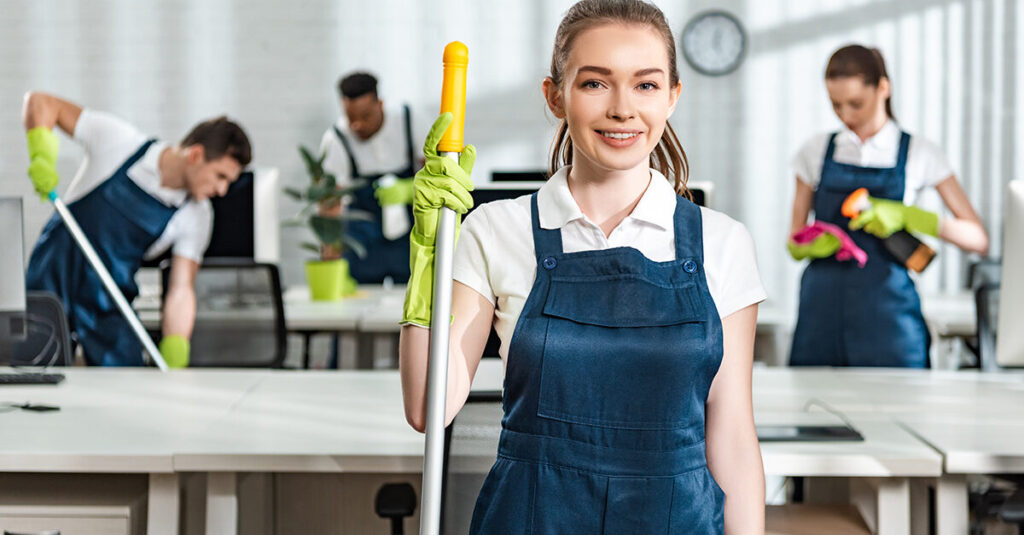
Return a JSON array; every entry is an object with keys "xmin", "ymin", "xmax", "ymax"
[
  {"xmin": 438, "ymin": 392, "xmax": 503, "ymax": 534},
  {"xmin": 160, "ymin": 259, "xmax": 287, "ymax": 367},
  {"xmin": 966, "ymin": 259, "xmax": 1001, "ymax": 371},
  {"xmin": 2, "ymin": 291, "xmax": 73, "ymax": 368}
]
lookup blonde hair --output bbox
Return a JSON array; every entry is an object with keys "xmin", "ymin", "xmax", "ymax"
[{"xmin": 547, "ymin": 0, "xmax": 691, "ymax": 199}]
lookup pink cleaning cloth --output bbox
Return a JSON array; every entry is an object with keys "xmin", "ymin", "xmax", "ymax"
[{"xmin": 791, "ymin": 221, "xmax": 868, "ymax": 268}]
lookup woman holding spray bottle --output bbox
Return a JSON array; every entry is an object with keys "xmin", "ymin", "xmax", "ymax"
[{"xmin": 788, "ymin": 44, "xmax": 989, "ymax": 368}]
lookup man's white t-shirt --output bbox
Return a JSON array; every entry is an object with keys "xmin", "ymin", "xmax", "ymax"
[
  {"xmin": 791, "ymin": 120, "xmax": 954, "ymax": 205},
  {"xmin": 319, "ymin": 105, "xmax": 419, "ymax": 184},
  {"xmin": 453, "ymin": 167, "xmax": 768, "ymax": 361},
  {"xmin": 66, "ymin": 109, "xmax": 212, "ymax": 263}
]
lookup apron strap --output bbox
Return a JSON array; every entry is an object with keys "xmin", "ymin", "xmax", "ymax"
[
  {"xmin": 333, "ymin": 125, "xmax": 361, "ymax": 178},
  {"xmin": 672, "ymin": 196, "xmax": 704, "ymax": 263},
  {"xmin": 823, "ymin": 133, "xmax": 839, "ymax": 164},
  {"xmin": 530, "ymin": 193, "xmax": 563, "ymax": 259},
  {"xmin": 895, "ymin": 131, "xmax": 911, "ymax": 171}
]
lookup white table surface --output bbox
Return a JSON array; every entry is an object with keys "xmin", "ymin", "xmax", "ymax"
[{"xmin": 3, "ymin": 363, "xmax": 1014, "ymax": 534}]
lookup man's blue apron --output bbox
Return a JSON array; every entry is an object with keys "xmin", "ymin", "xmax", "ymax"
[
  {"xmin": 333, "ymin": 104, "xmax": 415, "ymax": 283},
  {"xmin": 469, "ymin": 193, "xmax": 726, "ymax": 534},
  {"xmin": 790, "ymin": 132, "xmax": 930, "ymax": 368},
  {"xmin": 26, "ymin": 140, "xmax": 177, "ymax": 366}
]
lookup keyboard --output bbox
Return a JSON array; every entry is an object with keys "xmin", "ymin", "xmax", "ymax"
[{"xmin": 0, "ymin": 372, "xmax": 65, "ymax": 385}]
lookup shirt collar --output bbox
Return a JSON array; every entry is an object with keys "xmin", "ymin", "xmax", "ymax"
[
  {"xmin": 839, "ymin": 119, "xmax": 900, "ymax": 149},
  {"xmin": 537, "ymin": 166, "xmax": 677, "ymax": 231},
  {"xmin": 145, "ymin": 142, "xmax": 187, "ymax": 207}
]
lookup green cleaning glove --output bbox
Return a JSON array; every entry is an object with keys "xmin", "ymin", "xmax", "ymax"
[
  {"xmin": 402, "ymin": 112, "xmax": 475, "ymax": 327},
  {"xmin": 159, "ymin": 335, "xmax": 190, "ymax": 369},
  {"xmin": 787, "ymin": 232, "xmax": 842, "ymax": 261},
  {"xmin": 375, "ymin": 177, "xmax": 416, "ymax": 206},
  {"xmin": 849, "ymin": 197, "xmax": 939, "ymax": 238},
  {"xmin": 26, "ymin": 127, "xmax": 60, "ymax": 200}
]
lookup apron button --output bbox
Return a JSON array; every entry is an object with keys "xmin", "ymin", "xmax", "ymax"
[
  {"xmin": 683, "ymin": 260, "xmax": 697, "ymax": 273},
  {"xmin": 542, "ymin": 257, "xmax": 557, "ymax": 270}
]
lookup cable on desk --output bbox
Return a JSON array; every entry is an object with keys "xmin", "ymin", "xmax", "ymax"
[{"xmin": 803, "ymin": 397, "xmax": 857, "ymax": 430}]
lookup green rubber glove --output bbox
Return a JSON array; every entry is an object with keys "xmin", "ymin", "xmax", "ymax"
[
  {"xmin": 787, "ymin": 232, "xmax": 842, "ymax": 261},
  {"xmin": 402, "ymin": 112, "xmax": 476, "ymax": 327},
  {"xmin": 849, "ymin": 197, "xmax": 939, "ymax": 238},
  {"xmin": 159, "ymin": 335, "xmax": 190, "ymax": 369},
  {"xmin": 374, "ymin": 177, "xmax": 415, "ymax": 206},
  {"xmin": 26, "ymin": 127, "xmax": 60, "ymax": 200}
]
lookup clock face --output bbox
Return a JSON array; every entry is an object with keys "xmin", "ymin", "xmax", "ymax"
[{"xmin": 681, "ymin": 11, "xmax": 747, "ymax": 76}]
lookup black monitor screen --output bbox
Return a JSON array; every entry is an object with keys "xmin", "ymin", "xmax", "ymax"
[
  {"xmin": 491, "ymin": 170, "xmax": 547, "ymax": 182},
  {"xmin": 689, "ymin": 188, "xmax": 705, "ymax": 207},
  {"xmin": 470, "ymin": 182, "xmax": 706, "ymax": 213},
  {"xmin": 206, "ymin": 171, "xmax": 255, "ymax": 259},
  {"xmin": 469, "ymin": 186, "xmax": 541, "ymax": 215}
]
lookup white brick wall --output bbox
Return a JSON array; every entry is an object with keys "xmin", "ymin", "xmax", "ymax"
[{"xmin": 1, "ymin": 0, "xmax": 1019, "ymax": 315}]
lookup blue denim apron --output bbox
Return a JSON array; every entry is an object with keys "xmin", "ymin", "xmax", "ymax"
[
  {"xmin": 469, "ymin": 193, "xmax": 726, "ymax": 534},
  {"xmin": 26, "ymin": 140, "xmax": 177, "ymax": 366},
  {"xmin": 332, "ymin": 104, "xmax": 415, "ymax": 283},
  {"xmin": 789, "ymin": 132, "xmax": 930, "ymax": 368}
]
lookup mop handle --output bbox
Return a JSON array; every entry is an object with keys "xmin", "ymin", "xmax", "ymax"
[
  {"xmin": 49, "ymin": 192, "xmax": 169, "ymax": 371},
  {"xmin": 420, "ymin": 40, "xmax": 468, "ymax": 535}
]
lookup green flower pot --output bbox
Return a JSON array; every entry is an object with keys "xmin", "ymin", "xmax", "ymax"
[{"xmin": 306, "ymin": 259, "xmax": 352, "ymax": 301}]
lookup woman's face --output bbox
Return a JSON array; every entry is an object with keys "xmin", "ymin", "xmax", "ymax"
[
  {"xmin": 544, "ymin": 23, "xmax": 681, "ymax": 176},
  {"xmin": 825, "ymin": 75, "xmax": 890, "ymax": 133}
]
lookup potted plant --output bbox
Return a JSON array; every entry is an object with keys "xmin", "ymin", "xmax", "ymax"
[{"xmin": 284, "ymin": 145, "xmax": 370, "ymax": 301}]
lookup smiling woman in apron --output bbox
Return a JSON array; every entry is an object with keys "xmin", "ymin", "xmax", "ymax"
[
  {"xmin": 399, "ymin": 1, "xmax": 767, "ymax": 533},
  {"xmin": 788, "ymin": 45, "xmax": 989, "ymax": 368}
]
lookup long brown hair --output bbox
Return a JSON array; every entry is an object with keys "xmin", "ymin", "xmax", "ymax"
[
  {"xmin": 547, "ymin": 0, "xmax": 691, "ymax": 199},
  {"xmin": 825, "ymin": 44, "xmax": 895, "ymax": 121}
]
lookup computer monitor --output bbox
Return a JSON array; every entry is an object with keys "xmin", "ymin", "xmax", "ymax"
[
  {"xmin": 0, "ymin": 198, "xmax": 26, "ymax": 343},
  {"xmin": 687, "ymin": 180, "xmax": 712, "ymax": 208},
  {"xmin": 469, "ymin": 179, "xmax": 712, "ymax": 213},
  {"xmin": 205, "ymin": 167, "xmax": 280, "ymax": 263},
  {"xmin": 491, "ymin": 170, "xmax": 548, "ymax": 182},
  {"xmin": 468, "ymin": 182, "xmax": 545, "ymax": 215},
  {"xmin": 997, "ymin": 180, "xmax": 1024, "ymax": 366}
]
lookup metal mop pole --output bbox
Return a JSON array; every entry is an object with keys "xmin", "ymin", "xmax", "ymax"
[
  {"xmin": 420, "ymin": 41, "xmax": 468, "ymax": 535},
  {"xmin": 48, "ymin": 191, "xmax": 169, "ymax": 371}
]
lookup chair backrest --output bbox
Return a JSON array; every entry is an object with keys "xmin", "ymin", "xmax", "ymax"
[
  {"xmin": 161, "ymin": 260, "xmax": 286, "ymax": 368},
  {"xmin": 442, "ymin": 393, "xmax": 503, "ymax": 534},
  {"xmin": 969, "ymin": 259, "xmax": 1002, "ymax": 370},
  {"xmin": 0, "ymin": 291, "xmax": 73, "ymax": 367}
]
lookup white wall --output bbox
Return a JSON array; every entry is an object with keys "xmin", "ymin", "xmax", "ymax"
[{"xmin": 1, "ymin": 0, "xmax": 1019, "ymax": 317}]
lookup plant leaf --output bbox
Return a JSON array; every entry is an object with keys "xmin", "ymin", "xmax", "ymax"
[
  {"xmin": 300, "ymin": 242, "xmax": 320, "ymax": 253},
  {"xmin": 310, "ymin": 215, "xmax": 345, "ymax": 245},
  {"xmin": 341, "ymin": 234, "xmax": 367, "ymax": 259}
]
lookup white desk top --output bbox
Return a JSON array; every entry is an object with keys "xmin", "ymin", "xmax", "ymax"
[{"xmin": 4, "ymin": 364, "xmax": 1015, "ymax": 478}]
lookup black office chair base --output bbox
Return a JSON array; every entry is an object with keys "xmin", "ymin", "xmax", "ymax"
[{"xmin": 375, "ymin": 482, "xmax": 417, "ymax": 535}]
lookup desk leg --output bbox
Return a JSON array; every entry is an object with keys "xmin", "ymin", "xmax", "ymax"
[
  {"xmin": 935, "ymin": 474, "xmax": 968, "ymax": 535},
  {"xmin": 910, "ymin": 478, "xmax": 930, "ymax": 535},
  {"xmin": 875, "ymin": 478, "xmax": 910, "ymax": 535},
  {"xmin": 851, "ymin": 477, "xmax": 909, "ymax": 535},
  {"xmin": 206, "ymin": 472, "xmax": 238, "ymax": 535},
  {"xmin": 148, "ymin": 473, "xmax": 180, "ymax": 535}
]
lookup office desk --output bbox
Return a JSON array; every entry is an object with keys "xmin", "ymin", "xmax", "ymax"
[
  {"xmin": 0, "ymin": 370, "xmax": 263, "ymax": 535},
  {"xmin": 756, "ymin": 367, "xmax": 1024, "ymax": 535},
  {"xmin": 5, "ymin": 365, "xmax": 1016, "ymax": 534}
]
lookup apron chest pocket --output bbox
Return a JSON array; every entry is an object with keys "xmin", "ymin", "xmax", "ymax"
[{"xmin": 537, "ymin": 276, "xmax": 709, "ymax": 430}]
